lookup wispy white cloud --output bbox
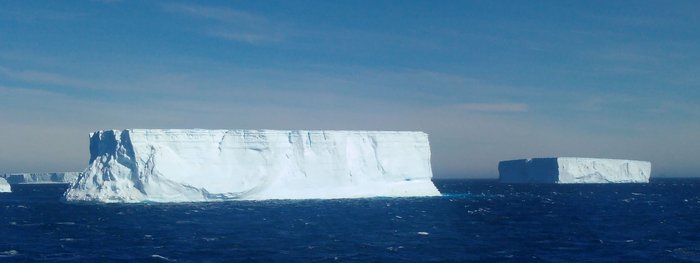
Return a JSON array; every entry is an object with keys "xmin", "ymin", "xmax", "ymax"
[
  {"xmin": 160, "ymin": 3, "xmax": 458, "ymax": 49},
  {"xmin": 0, "ymin": 65, "xmax": 92, "ymax": 88},
  {"xmin": 452, "ymin": 103, "xmax": 529, "ymax": 113},
  {"xmin": 162, "ymin": 3, "xmax": 289, "ymax": 44},
  {"xmin": 162, "ymin": 3, "xmax": 266, "ymax": 24},
  {"xmin": 207, "ymin": 30, "xmax": 284, "ymax": 44}
]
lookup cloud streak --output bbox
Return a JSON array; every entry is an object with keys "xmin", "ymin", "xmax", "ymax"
[
  {"xmin": 0, "ymin": 65, "xmax": 92, "ymax": 89},
  {"xmin": 162, "ymin": 3, "xmax": 288, "ymax": 44},
  {"xmin": 453, "ymin": 103, "xmax": 529, "ymax": 113}
]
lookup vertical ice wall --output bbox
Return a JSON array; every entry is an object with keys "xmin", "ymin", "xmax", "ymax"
[
  {"xmin": 0, "ymin": 178, "xmax": 10, "ymax": 192},
  {"xmin": 64, "ymin": 129, "xmax": 440, "ymax": 202},
  {"xmin": 0, "ymin": 172, "xmax": 81, "ymax": 184}
]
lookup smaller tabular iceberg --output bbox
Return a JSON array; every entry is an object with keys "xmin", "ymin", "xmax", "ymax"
[
  {"xmin": 1, "ymin": 172, "xmax": 80, "ymax": 184},
  {"xmin": 499, "ymin": 157, "xmax": 651, "ymax": 184},
  {"xmin": 0, "ymin": 178, "xmax": 10, "ymax": 193}
]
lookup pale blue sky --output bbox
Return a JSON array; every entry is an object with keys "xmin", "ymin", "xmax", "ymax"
[{"xmin": 1, "ymin": 1, "xmax": 699, "ymax": 177}]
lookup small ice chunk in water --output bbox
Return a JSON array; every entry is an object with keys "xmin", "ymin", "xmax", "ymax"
[{"xmin": 151, "ymin": 254, "xmax": 174, "ymax": 261}]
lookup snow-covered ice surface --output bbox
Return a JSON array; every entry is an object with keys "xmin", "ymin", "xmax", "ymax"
[
  {"xmin": 1, "ymin": 172, "xmax": 80, "ymax": 184},
  {"xmin": 499, "ymin": 157, "xmax": 651, "ymax": 184},
  {"xmin": 64, "ymin": 129, "xmax": 440, "ymax": 203},
  {"xmin": 0, "ymin": 178, "xmax": 10, "ymax": 192}
]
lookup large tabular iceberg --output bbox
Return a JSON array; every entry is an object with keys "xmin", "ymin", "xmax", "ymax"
[
  {"xmin": 1, "ymin": 172, "xmax": 80, "ymax": 184},
  {"xmin": 499, "ymin": 157, "xmax": 651, "ymax": 184},
  {"xmin": 0, "ymin": 178, "xmax": 10, "ymax": 193},
  {"xmin": 64, "ymin": 129, "xmax": 440, "ymax": 203}
]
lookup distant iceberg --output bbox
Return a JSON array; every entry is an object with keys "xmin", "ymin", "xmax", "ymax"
[
  {"xmin": 0, "ymin": 178, "xmax": 10, "ymax": 192},
  {"xmin": 499, "ymin": 157, "xmax": 651, "ymax": 183},
  {"xmin": 64, "ymin": 129, "xmax": 440, "ymax": 203},
  {"xmin": 1, "ymin": 172, "xmax": 80, "ymax": 184}
]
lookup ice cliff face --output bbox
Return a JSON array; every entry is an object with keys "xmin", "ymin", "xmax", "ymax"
[
  {"xmin": 0, "ymin": 178, "xmax": 10, "ymax": 193},
  {"xmin": 499, "ymin": 157, "xmax": 651, "ymax": 184},
  {"xmin": 1, "ymin": 172, "xmax": 80, "ymax": 184},
  {"xmin": 64, "ymin": 129, "xmax": 440, "ymax": 203}
]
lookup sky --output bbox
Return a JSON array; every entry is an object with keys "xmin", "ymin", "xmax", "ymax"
[{"xmin": 1, "ymin": 1, "xmax": 699, "ymax": 178}]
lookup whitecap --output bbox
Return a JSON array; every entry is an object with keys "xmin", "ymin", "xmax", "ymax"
[
  {"xmin": 151, "ymin": 254, "xmax": 175, "ymax": 261},
  {"xmin": 0, "ymin": 250, "xmax": 18, "ymax": 258}
]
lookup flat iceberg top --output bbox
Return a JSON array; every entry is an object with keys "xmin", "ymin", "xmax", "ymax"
[
  {"xmin": 120, "ymin": 129, "xmax": 430, "ymax": 145},
  {"xmin": 506, "ymin": 157, "xmax": 649, "ymax": 163},
  {"xmin": 0, "ymin": 178, "xmax": 10, "ymax": 193},
  {"xmin": 499, "ymin": 157, "xmax": 651, "ymax": 184},
  {"xmin": 122, "ymin": 129, "xmax": 427, "ymax": 136},
  {"xmin": 65, "ymin": 129, "xmax": 440, "ymax": 203},
  {"xmin": 125, "ymin": 129, "xmax": 427, "ymax": 134}
]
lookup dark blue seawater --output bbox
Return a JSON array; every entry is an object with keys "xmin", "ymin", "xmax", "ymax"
[{"xmin": 2, "ymin": 179, "xmax": 700, "ymax": 262}]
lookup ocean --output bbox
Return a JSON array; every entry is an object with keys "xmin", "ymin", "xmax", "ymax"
[{"xmin": 1, "ymin": 179, "xmax": 699, "ymax": 262}]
